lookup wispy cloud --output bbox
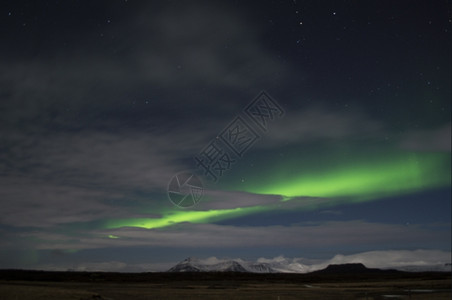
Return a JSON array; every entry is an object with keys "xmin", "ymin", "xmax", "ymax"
[
  {"xmin": 400, "ymin": 122, "xmax": 451, "ymax": 152},
  {"xmin": 263, "ymin": 106, "xmax": 383, "ymax": 146},
  {"xmin": 0, "ymin": 129, "xmax": 205, "ymax": 227},
  {"xmin": 14, "ymin": 220, "xmax": 448, "ymax": 251}
]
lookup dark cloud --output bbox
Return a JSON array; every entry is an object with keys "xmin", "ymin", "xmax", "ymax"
[{"xmin": 0, "ymin": 1, "xmax": 287, "ymax": 131}]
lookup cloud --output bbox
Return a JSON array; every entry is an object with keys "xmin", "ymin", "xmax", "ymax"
[
  {"xmin": 196, "ymin": 189, "xmax": 282, "ymax": 210},
  {"xmin": 0, "ymin": 176, "xmax": 125, "ymax": 227},
  {"xmin": 262, "ymin": 106, "xmax": 382, "ymax": 146},
  {"xmin": 0, "ymin": 1, "xmax": 286, "ymax": 130},
  {"xmin": 0, "ymin": 128, "xmax": 212, "ymax": 227},
  {"xmin": 16, "ymin": 220, "xmax": 448, "ymax": 251},
  {"xmin": 399, "ymin": 123, "xmax": 451, "ymax": 151},
  {"xmin": 128, "ymin": 3, "xmax": 285, "ymax": 89},
  {"xmin": 0, "ymin": 1, "xmax": 291, "ymax": 231}
]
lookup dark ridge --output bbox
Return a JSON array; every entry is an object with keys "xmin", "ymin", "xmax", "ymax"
[{"xmin": 311, "ymin": 263, "xmax": 400, "ymax": 274}]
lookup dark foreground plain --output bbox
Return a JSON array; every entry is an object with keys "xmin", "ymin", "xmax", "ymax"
[{"xmin": 0, "ymin": 270, "xmax": 450, "ymax": 300}]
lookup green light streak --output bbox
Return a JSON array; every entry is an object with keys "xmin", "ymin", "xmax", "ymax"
[
  {"xmin": 242, "ymin": 152, "xmax": 450, "ymax": 201},
  {"xmin": 104, "ymin": 151, "xmax": 449, "ymax": 231},
  {"xmin": 104, "ymin": 206, "xmax": 266, "ymax": 229}
]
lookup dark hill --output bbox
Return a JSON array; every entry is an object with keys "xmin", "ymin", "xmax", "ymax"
[{"xmin": 312, "ymin": 263, "xmax": 400, "ymax": 274}]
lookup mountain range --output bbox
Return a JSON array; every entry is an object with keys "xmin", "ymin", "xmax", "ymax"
[
  {"xmin": 168, "ymin": 257, "xmax": 452, "ymax": 273},
  {"xmin": 168, "ymin": 257, "xmax": 260, "ymax": 273},
  {"xmin": 168, "ymin": 257, "xmax": 372, "ymax": 273}
]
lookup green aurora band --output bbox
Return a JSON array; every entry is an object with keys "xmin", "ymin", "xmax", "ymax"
[
  {"xmin": 105, "ymin": 151, "xmax": 450, "ymax": 231},
  {"xmin": 105, "ymin": 206, "xmax": 267, "ymax": 230},
  {"xmin": 241, "ymin": 152, "xmax": 450, "ymax": 201}
]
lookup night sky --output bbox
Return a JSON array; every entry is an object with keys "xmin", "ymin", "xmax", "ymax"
[{"xmin": 0, "ymin": 0, "xmax": 450, "ymax": 272}]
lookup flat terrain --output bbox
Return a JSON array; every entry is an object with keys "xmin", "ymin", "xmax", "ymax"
[{"xmin": 0, "ymin": 270, "xmax": 450, "ymax": 299}]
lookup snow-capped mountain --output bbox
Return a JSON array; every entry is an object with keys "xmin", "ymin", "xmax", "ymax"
[
  {"xmin": 246, "ymin": 262, "xmax": 278, "ymax": 273},
  {"xmin": 255, "ymin": 256, "xmax": 310, "ymax": 273},
  {"xmin": 167, "ymin": 257, "xmax": 377, "ymax": 274},
  {"xmin": 167, "ymin": 257, "xmax": 316, "ymax": 273},
  {"xmin": 168, "ymin": 257, "xmax": 278, "ymax": 273},
  {"xmin": 167, "ymin": 256, "xmax": 452, "ymax": 274}
]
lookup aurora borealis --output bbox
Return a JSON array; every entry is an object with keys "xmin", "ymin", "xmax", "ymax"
[
  {"xmin": 240, "ymin": 151, "xmax": 450, "ymax": 200},
  {"xmin": 102, "ymin": 150, "xmax": 450, "ymax": 231},
  {"xmin": 105, "ymin": 207, "xmax": 267, "ymax": 230},
  {"xmin": 0, "ymin": 1, "xmax": 450, "ymax": 272}
]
